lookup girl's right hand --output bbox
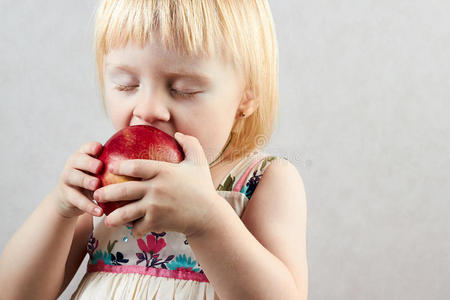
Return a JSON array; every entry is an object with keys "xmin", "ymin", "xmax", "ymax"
[{"xmin": 51, "ymin": 141, "xmax": 104, "ymax": 219}]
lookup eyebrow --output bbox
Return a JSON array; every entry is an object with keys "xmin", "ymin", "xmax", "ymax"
[{"xmin": 106, "ymin": 63, "xmax": 211, "ymax": 84}]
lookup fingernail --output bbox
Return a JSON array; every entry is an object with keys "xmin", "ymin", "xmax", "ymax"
[{"xmin": 94, "ymin": 207, "xmax": 102, "ymax": 215}]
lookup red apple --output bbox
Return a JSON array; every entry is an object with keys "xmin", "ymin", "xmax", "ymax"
[{"xmin": 95, "ymin": 125, "xmax": 184, "ymax": 215}]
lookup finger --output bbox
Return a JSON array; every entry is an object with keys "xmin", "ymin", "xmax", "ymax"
[
  {"xmin": 174, "ymin": 132, "xmax": 207, "ymax": 165},
  {"xmin": 65, "ymin": 186, "xmax": 103, "ymax": 217},
  {"xmin": 65, "ymin": 168, "xmax": 100, "ymax": 191},
  {"xmin": 93, "ymin": 181, "xmax": 145, "ymax": 203},
  {"xmin": 78, "ymin": 141, "xmax": 103, "ymax": 157},
  {"xmin": 105, "ymin": 200, "xmax": 145, "ymax": 228},
  {"xmin": 132, "ymin": 214, "xmax": 159, "ymax": 239},
  {"xmin": 70, "ymin": 152, "xmax": 103, "ymax": 174},
  {"xmin": 110, "ymin": 159, "xmax": 167, "ymax": 180}
]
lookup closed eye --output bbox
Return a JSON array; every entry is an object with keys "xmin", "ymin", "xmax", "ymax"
[
  {"xmin": 115, "ymin": 84, "xmax": 139, "ymax": 92},
  {"xmin": 170, "ymin": 88, "xmax": 201, "ymax": 99},
  {"xmin": 115, "ymin": 85, "xmax": 201, "ymax": 99}
]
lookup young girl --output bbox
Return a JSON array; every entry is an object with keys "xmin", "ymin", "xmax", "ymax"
[{"xmin": 0, "ymin": 0, "xmax": 308, "ymax": 299}]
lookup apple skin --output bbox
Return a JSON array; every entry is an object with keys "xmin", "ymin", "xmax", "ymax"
[{"xmin": 95, "ymin": 125, "xmax": 184, "ymax": 215}]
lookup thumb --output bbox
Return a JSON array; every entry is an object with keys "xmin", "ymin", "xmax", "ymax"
[{"xmin": 174, "ymin": 132, "xmax": 208, "ymax": 165}]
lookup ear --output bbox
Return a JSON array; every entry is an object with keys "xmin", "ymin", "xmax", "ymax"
[{"xmin": 235, "ymin": 89, "xmax": 260, "ymax": 119}]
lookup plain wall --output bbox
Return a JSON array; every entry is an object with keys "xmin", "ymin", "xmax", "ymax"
[{"xmin": 0, "ymin": 0, "xmax": 448, "ymax": 299}]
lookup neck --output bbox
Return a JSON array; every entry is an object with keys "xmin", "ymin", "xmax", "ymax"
[{"xmin": 209, "ymin": 133, "xmax": 233, "ymax": 169}]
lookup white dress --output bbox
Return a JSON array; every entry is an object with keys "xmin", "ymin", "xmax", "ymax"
[{"xmin": 70, "ymin": 149, "xmax": 279, "ymax": 300}]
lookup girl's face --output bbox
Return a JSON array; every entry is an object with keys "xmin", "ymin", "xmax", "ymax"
[{"xmin": 103, "ymin": 33, "xmax": 246, "ymax": 164}]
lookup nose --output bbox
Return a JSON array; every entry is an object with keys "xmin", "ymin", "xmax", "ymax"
[{"xmin": 132, "ymin": 86, "xmax": 171, "ymax": 125}]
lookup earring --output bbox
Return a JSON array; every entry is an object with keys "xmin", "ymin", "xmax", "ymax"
[{"xmin": 241, "ymin": 112, "xmax": 246, "ymax": 118}]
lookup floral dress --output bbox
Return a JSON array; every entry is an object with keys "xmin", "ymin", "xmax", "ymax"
[{"xmin": 70, "ymin": 149, "xmax": 280, "ymax": 300}]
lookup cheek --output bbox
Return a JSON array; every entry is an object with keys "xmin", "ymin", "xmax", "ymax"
[
  {"xmin": 177, "ymin": 100, "xmax": 234, "ymax": 132},
  {"xmin": 104, "ymin": 93, "xmax": 134, "ymax": 131},
  {"xmin": 176, "ymin": 102, "xmax": 237, "ymax": 159}
]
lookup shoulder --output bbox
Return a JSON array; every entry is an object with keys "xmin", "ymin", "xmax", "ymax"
[
  {"xmin": 261, "ymin": 156, "xmax": 305, "ymax": 192},
  {"xmin": 245, "ymin": 155, "xmax": 306, "ymax": 214},
  {"xmin": 241, "ymin": 154, "xmax": 306, "ymax": 200},
  {"xmin": 234, "ymin": 153, "xmax": 294, "ymax": 197},
  {"xmin": 240, "ymin": 152, "xmax": 307, "ymax": 227},
  {"xmin": 258, "ymin": 157, "xmax": 307, "ymax": 224}
]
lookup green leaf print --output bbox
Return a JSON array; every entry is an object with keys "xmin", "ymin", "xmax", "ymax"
[
  {"xmin": 260, "ymin": 156, "xmax": 276, "ymax": 172},
  {"xmin": 167, "ymin": 254, "xmax": 201, "ymax": 273},
  {"xmin": 107, "ymin": 240, "xmax": 118, "ymax": 254},
  {"xmin": 217, "ymin": 174, "xmax": 235, "ymax": 191},
  {"xmin": 91, "ymin": 250, "xmax": 113, "ymax": 265}
]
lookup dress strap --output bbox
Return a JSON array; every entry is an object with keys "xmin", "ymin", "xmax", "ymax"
[
  {"xmin": 216, "ymin": 149, "xmax": 280, "ymax": 199},
  {"xmin": 232, "ymin": 156, "xmax": 268, "ymax": 192},
  {"xmin": 233, "ymin": 154, "xmax": 279, "ymax": 200},
  {"xmin": 216, "ymin": 150, "xmax": 258, "ymax": 192}
]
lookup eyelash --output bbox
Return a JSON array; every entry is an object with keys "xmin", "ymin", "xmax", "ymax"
[
  {"xmin": 115, "ymin": 85, "xmax": 199, "ymax": 99},
  {"xmin": 116, "ymin": 85, "xmax": 138, "ymax": 92},
  {"xmin": 170, "ymin": 88, "xmax": 199, "ymax": 99}
]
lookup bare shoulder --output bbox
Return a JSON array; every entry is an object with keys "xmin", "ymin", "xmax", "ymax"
[
  {"xmin": 243, "ymin": 156, "xmax": 307, "ymax": 229},
  {"xmin": 263, "ymin": 157, "xmax": 306, "ymax": 194},
  {"xmin": 241, "ymin": 157, "xmax": 308, "ymax": 298}
]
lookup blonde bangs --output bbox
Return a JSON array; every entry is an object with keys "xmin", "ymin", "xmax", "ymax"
[
  {"xmin": 96, "ymin": 1, "xmax": 229, "ymax": 57},
  {"xmin": 94, "ymin": 0, "xmax": 279, "ymax": 162}
]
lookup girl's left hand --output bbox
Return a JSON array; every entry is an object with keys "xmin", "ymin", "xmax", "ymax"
[{"xmin": 93, "ymin": 132, "xmax": 219, "ymax": 239}]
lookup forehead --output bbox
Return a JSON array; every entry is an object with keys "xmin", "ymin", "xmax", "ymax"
[
  {"xmin": 104, "ymin": 39, "xmax": 243, "ymax": 83},
  {"xmin": 105, "ymin": 40, "xmax": 206, "ymax": 70}
]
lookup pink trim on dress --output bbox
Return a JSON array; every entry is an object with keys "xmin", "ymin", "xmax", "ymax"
[
  {"xmin": 87, "ymin": 261, "xmax": 210, "ymax": 283},
  {"xmin": 233, "ymin": 156, "xmax": 267, "ymax": 192}
]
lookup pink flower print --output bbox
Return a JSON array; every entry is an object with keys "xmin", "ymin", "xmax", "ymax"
[
  {"xmin": 137, "ymin": 234, "xmax": 166, "ymax": 255},
  {"xmin": 136, "ymin": 232, "xmax": 174, "ymax": 268}
]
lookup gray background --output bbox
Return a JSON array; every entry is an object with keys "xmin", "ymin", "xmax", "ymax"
[{"xmin": 1, "ymin": 0, "xmax": 449, "ymax": 299}]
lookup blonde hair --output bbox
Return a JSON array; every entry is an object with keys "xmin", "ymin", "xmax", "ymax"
[{"xmin": 93, "ymin": 0, "xmax": 279, "ymax": 162}]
